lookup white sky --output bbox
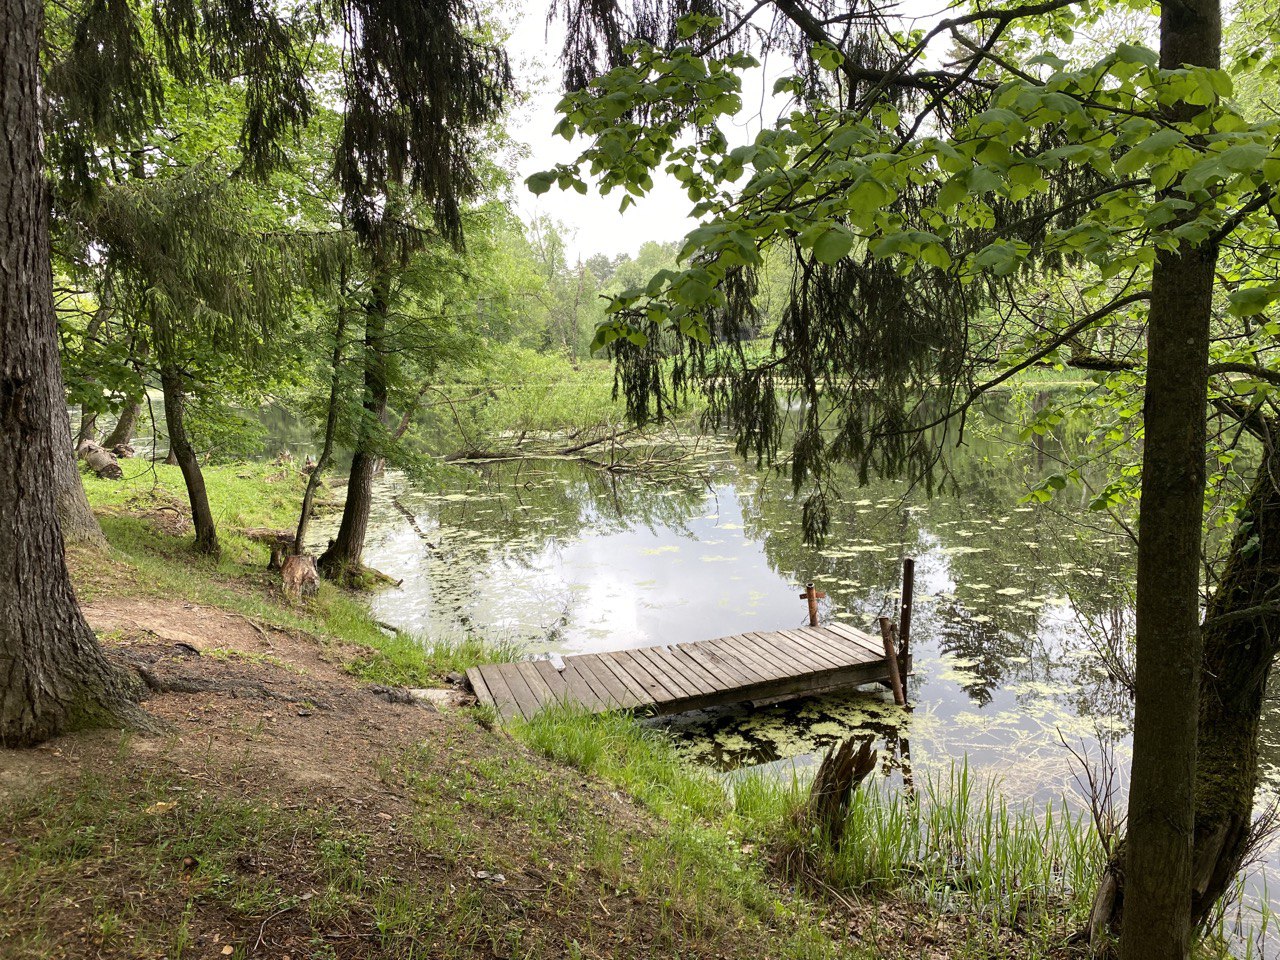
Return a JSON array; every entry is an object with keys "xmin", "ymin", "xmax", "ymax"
[
  {"xmin": 502, "ymin": 6, "xmax": 705, "ymax": 260},
  {"xmin": 500, "ymin": 1, "xmax": 947, "ymax": 261}
]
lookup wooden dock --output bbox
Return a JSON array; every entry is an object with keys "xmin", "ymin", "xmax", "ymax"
[{"xmin": 466, "ymin": 622, "xmax": 910, "ymax": 722}]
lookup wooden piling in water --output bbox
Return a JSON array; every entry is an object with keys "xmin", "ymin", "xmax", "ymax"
[
  {"xmin": 878, "ymin": 616, "xmax": 907, "ymax": 707},
  {"xmin": 800, "ymin": 582, "xmax": 826, "ymax": 627},
  {"xmin": 898, "ymin": 557, "xmax": 915, "ymax": 690}
]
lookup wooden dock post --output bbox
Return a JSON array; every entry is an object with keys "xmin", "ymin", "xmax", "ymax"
[
  {"xmin": 799, "ymin": 582, "xmax": 826, "ymax": 626},
  {"xmin": 878, "ymin": 616, "xmax": 907, "ymax": 707},
  {"xmin": 898, "ymin": 557, "xmax": 915, "ymax": 688}
]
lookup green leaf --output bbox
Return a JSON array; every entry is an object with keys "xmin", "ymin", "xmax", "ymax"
[
  {"xmin": 1228, "ymin": 286, "xmax": 1276, "ymax": 316},
  {"xmin": 1220, "ymin": 142, "xmax": 1268, "ymax": 173},
  {"xmin": 813, "ymin": 226, "xmax": 854, "ymax": 264},
  {"xmin": 526, "ymin": 172, "xmax": 556, "ymax": 196},
  {"xmin": 1115, "ymin": 43, "xmax": 1159, "ymax": 68},
  {"xmin": 921, "ymin": 243, "xmax": 952, "ymax": 270},
  {"xmin": 937, "ymin": 177, "xmax": 968, "ymax": 210}
]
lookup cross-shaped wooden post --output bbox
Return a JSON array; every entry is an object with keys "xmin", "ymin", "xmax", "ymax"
[{"xmin": 799, "ymin": 582, "xmax": 826, "ymax": 627}]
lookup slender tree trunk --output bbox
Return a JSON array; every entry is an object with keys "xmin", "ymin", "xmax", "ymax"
[
  {"xmin": 1090, "ymin": 428, "xmax": 1280, "ymax": 947},
  {"xmin": 1190, "ymin": 438, "xmax": 1280, "ymax": 926},
  {"xmin": 76, "ymin": 409, "xmax": 98, "ymax": 447},
  {"xmin": 318, "ymin": 255, "xmax": 390, "ymax": 582},
  {"xmin": 103, "ymin": 322, "xmax": 148, "ymax": 451},
  {"xmin": 0, "ymin": 0, "xmax": 144, "ymax": 744},
  {"xmin": 1120, "ymin": 6, "xmax": 1221, "ymax": 954},
  {"xmin": 75, "ymin": 295, "xmax": 110, "ymax": 446},
  {"xmin": 295, "ymin": 276, "xmax": 351, "ymax": 555},
  {"xmin": 153, "ymin": 308, "xmax": 219, "ymax": 556},
  {"xmin": 103, "ymin": 395, "xmax": 142, "ymax": 449}
]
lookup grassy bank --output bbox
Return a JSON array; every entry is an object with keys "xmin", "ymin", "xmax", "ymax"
[
  {"xmin": 516, "ymin": 708, "xmax": 1103, "ymax": 956},
  {"xmin": 78, "ymin": 460, "xmax": 518, "ymax": 687}
]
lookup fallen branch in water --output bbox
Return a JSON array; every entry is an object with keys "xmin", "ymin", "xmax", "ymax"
[{"xmin": 444, "ymin": 423, "xmax": 713, "ymax": 478}]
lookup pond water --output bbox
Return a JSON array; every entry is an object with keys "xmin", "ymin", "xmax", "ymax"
[{"xmin": 311, "ymin": 440, "xmax": 1144, "ymax": 797}]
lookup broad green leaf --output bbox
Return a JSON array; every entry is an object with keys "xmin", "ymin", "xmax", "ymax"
[{"xmin": 813, "ymin": 226, "xmax": 854, "ymax": 264}]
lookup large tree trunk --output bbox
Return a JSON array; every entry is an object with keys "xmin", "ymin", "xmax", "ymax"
[
  {"xmin": 1120, "ymin": 5, "xmax": 1221, "ymax": 957},
  {"xmin": 1190, "ymin": 439, "xmax": 1280, "ymax": 926},
  {"xmin": 157, "ymin": 358, "xmax": 220, "ymax": 557},
  {"xmin": 0, "ymin": 0, "xmax": 144, "ymax": 744},
  {"xmin": 318, "ymin": 255, "xmax": 390, "ymax": 582}
]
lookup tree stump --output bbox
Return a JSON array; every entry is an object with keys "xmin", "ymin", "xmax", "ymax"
[
  {"xmin": 281, "ymin": 554, "xmax": 318, "ymax": 602},
  {"xmin": 76, "ymin": 440, "xmax": 123, "ymax": 479},
  {"xmin": 806, "ymin": 737, "xmax": 877, "ymax": 846}
]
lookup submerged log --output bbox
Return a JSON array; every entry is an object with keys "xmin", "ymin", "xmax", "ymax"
[{"xmin": 76, "ymin": 440, "xmax": 123, "ymax": 480}]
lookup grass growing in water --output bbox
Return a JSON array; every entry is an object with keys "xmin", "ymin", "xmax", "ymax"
[{"xmin": 735, "ymin": 762, "xmax": 1101, "ymax": 939}]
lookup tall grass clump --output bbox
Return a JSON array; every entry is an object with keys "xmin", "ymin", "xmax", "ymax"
[
  {"xmin": 735, "ymin": 760, "xmax": 1103, "ymax": 935},
  {"xmin": 1202, "ymin": 870, "xmax": 1277, "ymax": 960}
]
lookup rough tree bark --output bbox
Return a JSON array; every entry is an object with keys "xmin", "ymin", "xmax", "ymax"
[
  {"xmin": 1120, "ymin": 3, "xmax": 1221, "ymax": 954},
  {"xmin": 1190, "ymin": 437, "xmax": 1280, "ymax": 926},
  {"xmin": 318, "ymin": 253, "xmax": 390, "ymax": 582},
  {"xmin": 1, "ymin": 0, "xmax": 144, "ymax": 744}
]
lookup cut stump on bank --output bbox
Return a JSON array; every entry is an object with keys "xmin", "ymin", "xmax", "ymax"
[
  {"xmin": 77, "ymin": 440, "xmax": 123, "ymax": 479},
  {"xmin": 281, "ymin": 554, "xmax": 318, "ymax": 601}
]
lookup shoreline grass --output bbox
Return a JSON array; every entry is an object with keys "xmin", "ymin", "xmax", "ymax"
[{"xmin": 513, "ymin": 705, "xmax": 1105, "ymax": 955}]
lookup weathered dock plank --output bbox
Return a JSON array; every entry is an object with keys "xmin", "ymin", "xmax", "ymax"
[{"xmin": 468, "ymin": 621, "xmax": 907, "ymax": 722}]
